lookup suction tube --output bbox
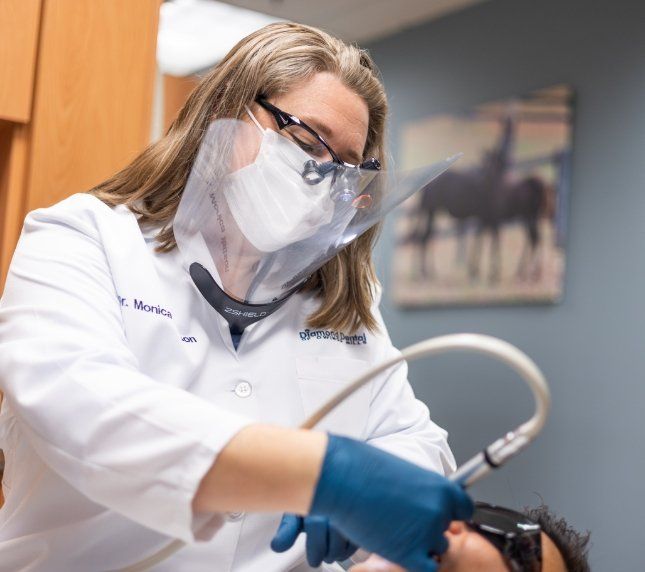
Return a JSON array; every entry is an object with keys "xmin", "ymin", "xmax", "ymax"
[
  {"xmin": 301, "ymin": 333, "xmax": 551, "ymax": 488},
  {"xmin": 115, "ymin": 334, "xmax": 549, "ymax": 571}
]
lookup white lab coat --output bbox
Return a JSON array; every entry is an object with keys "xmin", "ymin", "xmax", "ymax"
[{"xmin": 0, "ymin": 194, "xmax": 455, "ymax": 572}]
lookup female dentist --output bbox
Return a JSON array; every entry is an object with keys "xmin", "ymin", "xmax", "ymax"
[{"xmin": 0, "ymin": 22, "xmax": 471, "ymax": 572}]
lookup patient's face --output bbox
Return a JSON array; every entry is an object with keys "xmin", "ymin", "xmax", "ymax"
[
  {"xmin": 441, "ymin": 521, "xmax": 567, "ymax": 572},
  {"xmin": 438, "ymin": 521, "xmax": 510, "ymax": 570},
  {"xmin": 350, "ymin": 521, "xmax": 567, "ymax": 572}
]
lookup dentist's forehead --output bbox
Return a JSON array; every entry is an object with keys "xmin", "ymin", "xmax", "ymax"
[{"xmin": 275, "ymin": 72, "xmax": 369, "ymax": 164}]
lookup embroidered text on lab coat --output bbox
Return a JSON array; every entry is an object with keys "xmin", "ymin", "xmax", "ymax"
[
  {"xmin": 299, "ymin": 329, "xmax": 367, "ymax": 345},
  {"xmin": 133, "ymin": 298, "xmax": 173, "ymax": 319}
]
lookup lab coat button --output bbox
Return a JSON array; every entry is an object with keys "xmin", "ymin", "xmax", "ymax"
[
  {"xmin": 227, "ymin": 511, "xmax": 245, "ymax": 521},
  {"xmin": 234, "ymin": 381, "xmax": 252, "ymax": 398}
]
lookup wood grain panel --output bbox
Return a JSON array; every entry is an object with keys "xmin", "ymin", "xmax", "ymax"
[
  {"xmin": 25, "ymin": 0, "xmax": 160, "ymax": 212},
  {"xmin": 0, "ymin": 122, "xmax": 14, "ymax": 235},
  {"xmin": 0, "ymin": 0, "xmax": 43, "ymax": 123},
  {"xmin": 0, "ymin": 121, "xmax": 32, "ymax": 285},
  {"xmin": 163, "ymin": 74, "xmax": 200, "ymax": 133}
]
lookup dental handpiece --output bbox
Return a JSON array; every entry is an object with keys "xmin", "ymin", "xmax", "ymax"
[{"xmin": 301, "ymin": 333, "xmax": 551, "ymax": 489}]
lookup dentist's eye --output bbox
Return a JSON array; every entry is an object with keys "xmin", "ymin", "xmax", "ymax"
[{"xmin": 283, "ymin": 125, "xmax": 332, "ymax": 161}]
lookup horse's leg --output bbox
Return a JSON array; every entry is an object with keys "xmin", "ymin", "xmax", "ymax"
[
  {"xmin": 406, "ymin": 205, "xmax": 427, "ymax": 280},
  {"xmin": 527, "ymin": 218, "xmax": 541, "ymax": 281},
  {"xmin": 516, "ymin": 243, "xmax": 528, "ymax": 280},
  {"xmin": 516, "ymin": 219, "xmax": 539, "ymax": 280},
  {"xmin": 489, "ymin": 225, "xmax": 501, "ymax": 284},
  {"xmin": 468, "ymin": 223, "xmax": 483, "ymax": 281},
  {"xmin": 420, "ymin": 210, "xmax": 436, "ymax": 280},
  {"xmin": 455, "ymin": 219, "xmax": 468, "ymax": 267},
  {"xmin": 516, "ymin": 222, "xmax": 530, "ymax": 280}
]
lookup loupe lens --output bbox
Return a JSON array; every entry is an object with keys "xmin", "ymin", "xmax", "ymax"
[
  {"xmin": 332, "ymin": 187, "xmax": 356, "ymax": 202},
  {"xmin": 331, "ymin": 169, "xmax": 361, "ymax": 202},
  {"xmin": 302, "ymin": 160, "xmax": 324, "ymax": 185}
]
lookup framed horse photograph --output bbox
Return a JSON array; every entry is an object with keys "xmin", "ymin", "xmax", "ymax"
[{"xmin": 392, "ymin": 84, "xmax": 574, "ymax": 307}]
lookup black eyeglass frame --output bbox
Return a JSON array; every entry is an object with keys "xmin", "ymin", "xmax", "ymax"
[
  {"xmin": 467, "ymin": 502, "xmax": 543, "ymax": 572},
  {"xmin": 256, "ymin": 97, "xmax": 381, "ymax": 172}
]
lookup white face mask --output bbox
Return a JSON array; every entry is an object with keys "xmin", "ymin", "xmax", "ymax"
[{"xmin": 223, "ymin": 109, "xmax": 334, "ymax": 253}]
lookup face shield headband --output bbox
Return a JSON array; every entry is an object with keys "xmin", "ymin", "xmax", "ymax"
[{"xmin": 173, "ymin": 117, "xmax": 460, "ymax": 332}]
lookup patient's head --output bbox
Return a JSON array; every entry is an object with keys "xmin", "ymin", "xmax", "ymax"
[
  {"xmin": 439, "ymin": 504, "xmax": 590, "ymax": 572},
  {"xmin": 525, "ymin": 506, "xmax": 590, "ymax": 572},
  {"xmin": 351, "ymin": 504, "xmax": 590, "ymax": 572}
]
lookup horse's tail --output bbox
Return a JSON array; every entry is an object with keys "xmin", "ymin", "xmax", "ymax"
[{"xmin": 520, "ymin": 176, "xmax": 553, "ymax": 220}]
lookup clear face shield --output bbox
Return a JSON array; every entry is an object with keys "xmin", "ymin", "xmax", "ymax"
[{"xmin": 173, "ymin": 116, "xmax": 459, "ymax": 331}]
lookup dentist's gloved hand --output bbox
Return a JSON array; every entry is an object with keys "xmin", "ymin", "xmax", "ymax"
[
  {"xmin": 271, "ymin": 514, "xmax": 358, "ymax": 566},
  {"xmin": 309, "ymin": 435, "xmax": 473, "ymax": 572}
]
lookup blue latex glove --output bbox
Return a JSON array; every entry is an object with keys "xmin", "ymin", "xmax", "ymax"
[
  {"xmin": 309, "ymin": 435, "xmax": 473, "ymax": 572},
  {"xmin": 271, "ymin": 514, "xmax": 358, "ymax": 566}
]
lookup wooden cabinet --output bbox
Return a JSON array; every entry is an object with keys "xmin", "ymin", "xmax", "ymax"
[
  {"xmin": 0, "ymin": 0, "xmax": 160, "ymax": 506},
  {"xmin": 0, "ymin": 0, "xmax": 160, "ymax": 287},
  {"xmin": 163, "ymin": 73, "xmax": 200, "ymax": 133}
]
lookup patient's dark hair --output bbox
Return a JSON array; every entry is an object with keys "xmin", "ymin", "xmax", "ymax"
[{"xmin": 523, "ymin": 505, "xmax": 591, "ymax": 572}]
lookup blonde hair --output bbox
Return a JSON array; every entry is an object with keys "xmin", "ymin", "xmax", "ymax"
[{"xmin": 91, "ymin": 22, "xmax": 388, "ymax": 333}]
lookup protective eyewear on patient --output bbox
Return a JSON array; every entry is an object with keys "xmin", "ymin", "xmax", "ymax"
[
  {"xmin": 468, "ymin": 502, "xmax": 542, "ymax": 572},
  {"xmin": 256, "ymin": 97, "xmax": 381, "ymax": 173}
]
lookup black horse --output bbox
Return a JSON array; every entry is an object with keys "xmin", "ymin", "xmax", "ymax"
[{"xmin": 407, "ymin": 118, "xmax": 549, "ymax": 283}]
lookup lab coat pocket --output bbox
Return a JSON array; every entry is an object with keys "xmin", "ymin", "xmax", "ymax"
[{"xmin": 296, "ymin": 356, "xmax": 371, "ymax": 439}]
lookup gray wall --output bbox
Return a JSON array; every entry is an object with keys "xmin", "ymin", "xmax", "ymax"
[{"xmin": 367, "ymin": 1, "xmax": 645, "ymax": 569}]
